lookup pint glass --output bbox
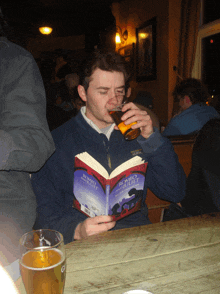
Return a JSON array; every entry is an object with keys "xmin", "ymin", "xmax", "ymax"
[
  {"xmin": 109, "ymin": 104, "xmax": 141, "ymax": 140},
  {"xmin": 19, "ymin": 229, "xmax": 66, "ymax": 294}
]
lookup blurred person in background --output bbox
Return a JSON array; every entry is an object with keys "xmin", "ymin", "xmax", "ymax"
[
  {"xmin": 55, "ymin": 73, "xmax": 78, "ymax": 111},
  {"xmin": 0, "ymin": 7, "xmax": 55, "ymax": 267},
  {"xmin": 46, "ymin": 73, "xmax": 84, "ymax": 130},
  {"xmin": 51, "ymin": 50, "xmax": 72, "ymax": 83},
  {"xmin": 162, "ymin": 78, "xmax": 220, "ymax": 137}
]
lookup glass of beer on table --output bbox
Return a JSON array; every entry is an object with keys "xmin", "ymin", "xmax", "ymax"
[
  {"xmin": 19, "ymin": 229, "xmax": 66, "ymax": 294},
  {"xmin": 109, "ymin": 100, "xmax": 141, "ymax": 141}
]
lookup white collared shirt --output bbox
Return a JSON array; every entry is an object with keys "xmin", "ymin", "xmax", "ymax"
[{"xmin": 80, "ymin": 106, "xmax": 115, "ymax": 140}]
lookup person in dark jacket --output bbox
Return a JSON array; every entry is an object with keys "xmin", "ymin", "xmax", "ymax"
[
  {"xmin": 0, "ymin": 10, "xmax": 55, "ymax": 266},
  {"xmin": 181, "ymin": 118, "xmax": 220, "ymax": 215},
  {"xmin": 31, "ymin": 50, "xmax": 186, "ymax": 244}
]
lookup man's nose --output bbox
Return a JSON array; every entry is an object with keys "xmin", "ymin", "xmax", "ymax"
[{"xmin": 109, "ymin": 90, "xmax": 123, "ymax": 102}]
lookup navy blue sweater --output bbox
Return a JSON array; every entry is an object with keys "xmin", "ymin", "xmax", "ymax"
[{"xmin": 31, "ymin": 111, "xmax": 186, "ymax": 243}]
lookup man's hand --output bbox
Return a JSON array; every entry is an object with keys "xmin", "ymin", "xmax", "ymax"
[
  {"xmin": 74, "ymin": 215, "xmax": 116, "ymax": 240},
  {"xmin": 117, "ymin": 102, "xmax": 154, "ymax": 139}
]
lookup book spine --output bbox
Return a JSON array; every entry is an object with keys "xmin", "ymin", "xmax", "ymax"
[{"xmin": 106, "ymin": 184, "xmax": 110, "ymax": 215}]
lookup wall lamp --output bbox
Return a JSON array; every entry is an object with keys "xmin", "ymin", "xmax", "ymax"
[
  {"xmin": 115, "ymin": 26, "xmax": 128, "ymax": 44},
  {"xmin": 39, "ymin": 26, "xmax": 53, "ymax": 35}
]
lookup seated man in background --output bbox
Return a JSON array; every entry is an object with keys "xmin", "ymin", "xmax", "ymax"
[
  {"xmin": 162, "ymin": 78, "xmax": 220, "ymax": 137},
  {"xmin": 31, "ymin": 50, "xmax": 186, "ymax": 244},
  {"xmin": 0, "ymin": 9, "xmax": 55, "ymax": 267}
]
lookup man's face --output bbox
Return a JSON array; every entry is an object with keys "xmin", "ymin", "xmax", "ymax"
[
  {"xmin": 179, "ymin": 95, "xmax": 192, "ymax": 111},
  {"xmin": 179, "ymin": 96, "xmax": 185, "ymax": 110},
  {"xmin": 79, "ymin": 68, "xmax": 125, "ymax": 129}
]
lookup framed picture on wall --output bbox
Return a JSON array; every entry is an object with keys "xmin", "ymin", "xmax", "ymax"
[
  {"xmin": 118, "ymin": 43, "xmax": 135, "ymax": 77},
  {"xmin": 136, "ymin": 17, "xmax": 157, "ymax": 82}
]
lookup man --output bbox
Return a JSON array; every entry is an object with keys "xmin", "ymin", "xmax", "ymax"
[
  {"xmin": 31, "ymin": 51, "xmax": 186, "ymax": 244},
  {"xmin": 162, "ymin": 78, "xmax": 220, "ymax": 137},
  {"xmin": 0, "ymin": 9, "xmax": 55, "ymax": 266}
]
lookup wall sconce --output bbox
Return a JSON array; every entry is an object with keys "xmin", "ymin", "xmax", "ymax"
[
  {"xmin": 39, "ymin": 27, "xmax": 53, "ymax": 35},
  {"xmin": 115, "ymin": 26, "xmax": 128, "ymax": 44}
]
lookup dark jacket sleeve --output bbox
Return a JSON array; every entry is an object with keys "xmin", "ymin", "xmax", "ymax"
[
  {"xmin": 31, "ymin": 151, "xmax": 87, "ymax": 244},
  {"xmin": 138, "ymin": 129, "xmax": 186, "ymax": 203},
  {"xmin": 0, "ymin": 44, "xmax": 55, "ymax": 172}
]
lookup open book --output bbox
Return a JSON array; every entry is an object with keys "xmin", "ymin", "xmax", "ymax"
[{"xmin": 73, "ymin": 152, "xmax": 148, "ymax": 221}]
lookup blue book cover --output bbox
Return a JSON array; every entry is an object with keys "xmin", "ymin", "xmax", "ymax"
[{"xmin": 73, "ymin": 152, "xmax": 148, "ymax": 221}]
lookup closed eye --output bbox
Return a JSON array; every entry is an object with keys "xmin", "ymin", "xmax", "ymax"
[{"xmin": 115, "ymin": 89, "xmax": 125, "ymax": 95}]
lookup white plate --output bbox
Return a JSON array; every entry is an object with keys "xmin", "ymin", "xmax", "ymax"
[{"xmin": 123, "ymin": 290, "xmax": 153, "ymax": 294}]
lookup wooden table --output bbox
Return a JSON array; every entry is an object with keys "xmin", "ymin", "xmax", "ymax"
[{"xmin": 16, "ymin": 213, "xmax": 220, "ymax": 293}]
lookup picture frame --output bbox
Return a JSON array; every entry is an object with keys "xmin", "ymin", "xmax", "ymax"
[
  {"xmin": 118, "ymin": 43, "xmax": 135, "ymax": 77},
  {"xmin": 136, "ymin": 17, "xmax": 157, "ymax": 82}
]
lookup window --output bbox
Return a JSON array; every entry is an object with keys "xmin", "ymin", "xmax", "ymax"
[
  {"xmin": 202, "ymin": 33, "xmax": 220, "ymax": 87},
  {"xmin": 203, "ymin": 0, "xmax": 220, "ymax": 24},
  {"xmin": 192, "ymin": 0, "xmax": 220, "ymax": 94}
]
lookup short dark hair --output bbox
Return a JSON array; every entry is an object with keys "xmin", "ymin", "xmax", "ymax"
[
  {"xmin": 173, "ymin": 78, "xmax": 209, "ymax": 105},
  {"xmin": 79, "ymin": 50, "xmax": 130, "ymax": 92}
]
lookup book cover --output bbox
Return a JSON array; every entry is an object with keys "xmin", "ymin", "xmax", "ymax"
[{"xmin": 73, "ymin": 152, "xmax": 148, "ymax": 221}]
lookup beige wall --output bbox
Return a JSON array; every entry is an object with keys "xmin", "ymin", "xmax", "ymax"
[{"xmin": 112, "ymin": 0, "xmax": 182, "ymax": 124}]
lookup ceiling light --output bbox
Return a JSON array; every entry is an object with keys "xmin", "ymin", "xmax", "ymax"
[{"xmin": 39, "ymin": 27, "xmax": 53, "ymax": 35}]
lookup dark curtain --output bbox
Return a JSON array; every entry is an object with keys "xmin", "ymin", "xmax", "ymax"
[{"xmin": 177, "ymin": 0, "xmax": 201, "ymax": 80}]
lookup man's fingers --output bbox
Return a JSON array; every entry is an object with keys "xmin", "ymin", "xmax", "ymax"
[
  {"xmin": 91, "ymin": 215, "xmax": 114, "ymax": 224},
  {"xmin": 75, "ymin": 216, "xmax": 116, "ymax": 240},
  {"xmin": 123, "ymin": 111, "xmax": 151, "ymax": 127},
  {"xmin": 90, "ymin": 221, "xmax": 116, "ymax": 236}
]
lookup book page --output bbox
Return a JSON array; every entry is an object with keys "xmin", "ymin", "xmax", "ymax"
[
  {"xmin": 110, "ymin": 156, "xmax": 144, "ymax": 179},
  {"xmin": 76, "ymin": 152, "xmax": 144, "ymax": 180},
  {"xmin": 76, "ymin": 152, "xmax": 109, "ymax": 179}
]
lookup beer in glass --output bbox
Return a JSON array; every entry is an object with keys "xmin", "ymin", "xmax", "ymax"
[
  {"xmin": 109, "ymin": 104, "xmax": 141, "ymax": 140},
  {"xmin": 19, "ymin": 229, "xmax": 66, "ymax": 294}
]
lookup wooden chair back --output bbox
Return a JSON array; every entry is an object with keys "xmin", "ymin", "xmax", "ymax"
[
  {"xmin": 146, "ymin": 133, "xmax": 197, "ymax": 223},
  {"xmin": 168, "ymin": 133, "xmax": 197, "ymax": 176}
]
